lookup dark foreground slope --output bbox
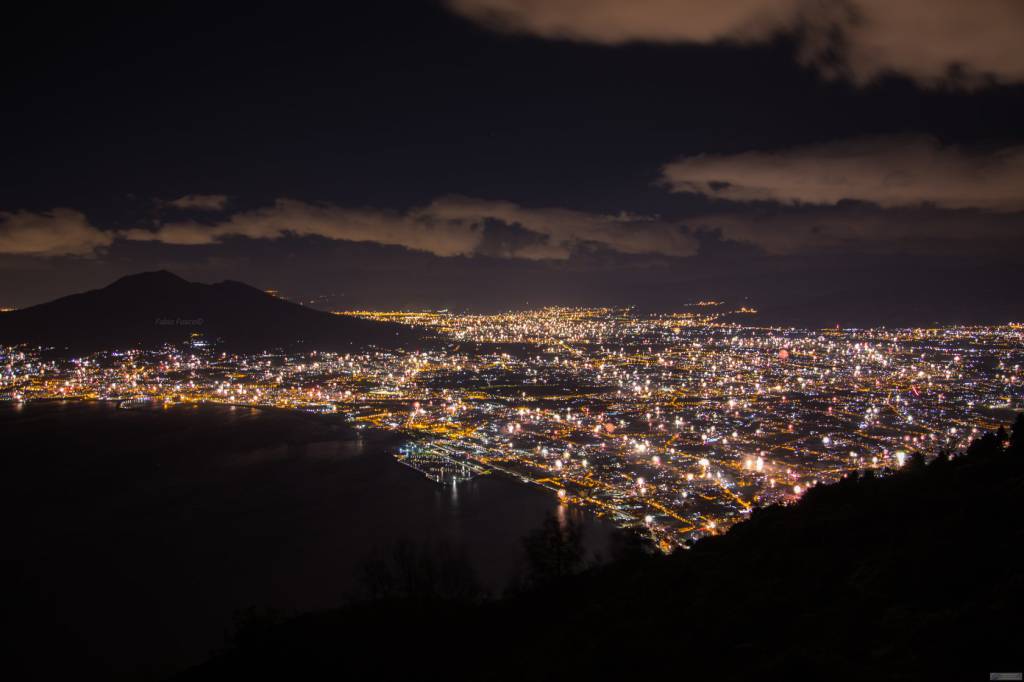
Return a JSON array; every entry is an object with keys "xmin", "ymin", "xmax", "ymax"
[
  {"xmin": 181, "ymin": 422, "xmax": 1024, "ymax": 682},
  {"xmin": 0, "ymin": 271, "xmax": 423, "ymax": 353}
]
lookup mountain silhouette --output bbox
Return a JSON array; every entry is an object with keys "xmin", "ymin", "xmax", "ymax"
[{"xmin": 0, "ymin": 271, "xmax": 424, "ymax": 353}]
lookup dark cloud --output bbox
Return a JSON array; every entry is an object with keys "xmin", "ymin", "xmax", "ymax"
[
  {"xmin": 446, "ymin": 0, "xmax": 1024, "ymax": 87},
  {"xmin": 474, "ymin": 219, "xmax": 552, "ymax": 258}
]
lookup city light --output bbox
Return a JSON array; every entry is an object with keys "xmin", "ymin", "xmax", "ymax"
[{"xmin": 2, "ymin": 306, "xmax": 1020, "ymax": 549}]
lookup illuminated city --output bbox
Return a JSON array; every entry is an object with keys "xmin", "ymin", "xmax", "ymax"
[{"xmin": 5, "ymin": 305, "xmax": 1020, "ymax": 550}]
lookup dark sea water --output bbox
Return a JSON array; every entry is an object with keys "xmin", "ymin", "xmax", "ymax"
[{"xmin": 0, "ymin": 401, "xmax": 613, "ymax": 679}]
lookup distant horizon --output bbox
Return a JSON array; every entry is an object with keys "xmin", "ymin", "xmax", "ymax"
[{"xmin": 3, "ymin": 268, "xmax": 1022, "ymax": 330}]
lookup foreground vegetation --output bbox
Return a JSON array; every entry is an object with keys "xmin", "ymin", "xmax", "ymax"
[{"xmin": 179, "ymin": 414, "xmax": 1024, "ymax": 681}]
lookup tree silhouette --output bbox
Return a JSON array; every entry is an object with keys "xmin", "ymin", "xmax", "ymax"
[
  {"xmin": 522, "ymin": 512, "xmax": 584, "ymax": 586},
  {"xmin": 967, "ymin": 430, "xmax": 1003, "ymax": 457},
  {"xmin": 608, "ymin": 526, "xmax": 652, "ymax": 562},
  {"xmin": 357, "ymin": 539, "xmax": 482, "ymax": 603},
  {"xmin": 1009, "ymin": 412, "xmax": 1024, "ymax": 454},
  {"xmin": 906, "ymin": 451, "xmax": 927, "ymax": 473}
]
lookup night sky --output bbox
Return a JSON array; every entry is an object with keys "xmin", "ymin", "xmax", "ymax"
[{"xmin": 2, "ymin": 1, "xmax": 1023, "ymax": 323}]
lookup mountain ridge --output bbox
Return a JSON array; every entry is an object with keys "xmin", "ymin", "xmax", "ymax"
[{"xmin": 0, "ymin": 271, "xmax": 424, "ymax": 353}]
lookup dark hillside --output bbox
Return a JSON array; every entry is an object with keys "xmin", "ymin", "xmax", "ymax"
[{"xmin": 180, "ymin": 415, "xmax": 1024, "ymax": 681}]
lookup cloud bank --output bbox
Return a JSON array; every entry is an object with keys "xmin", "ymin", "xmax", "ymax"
[
  {"xmin": 0, "ymin": 209, "xmax": 113, "ymax": 256},
  {"xmin": 446, "ymin": 0, "xmax": 1024, "ymax": 87},
  {"xmin": 7, "ymin": 190, "xmax": 1022, "ymax": 262},
  {"xmin": 662, "ymin": 136, "xmax": 1024, "ymax": 212},
  {"xmin": 121, "ymin": 196, "xmax": 699, "ymax": 259}
]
